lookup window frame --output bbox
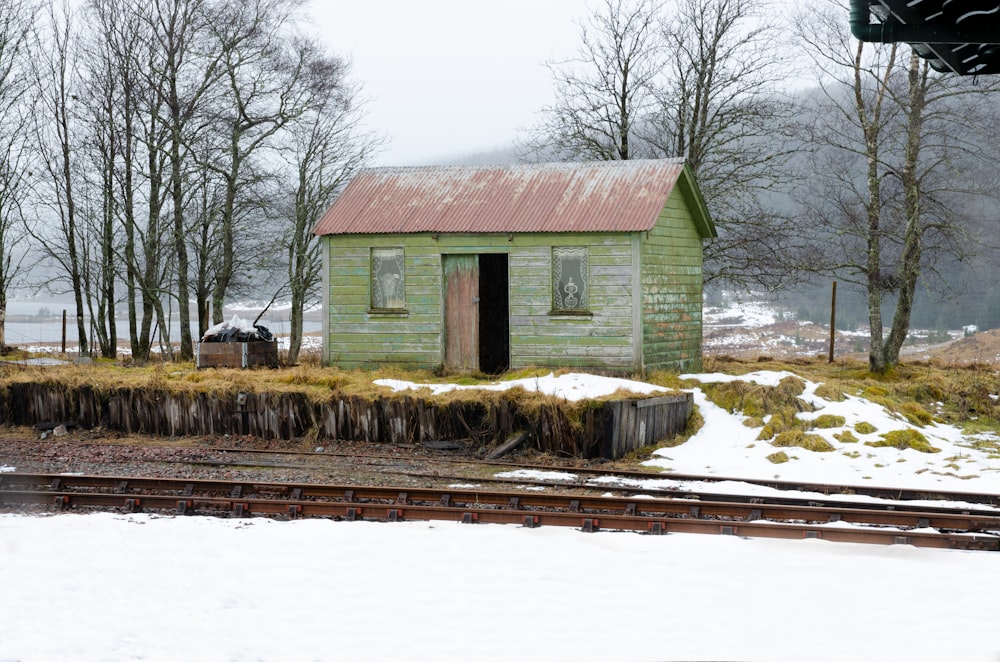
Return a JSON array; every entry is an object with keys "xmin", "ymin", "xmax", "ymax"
[
  {"xmin": 550, "ymin": 245, "xmax": 591, "ymax": 315},
  {"xmin": 369, "ymin": 246, "xmax": 407, "ymax": 313}
]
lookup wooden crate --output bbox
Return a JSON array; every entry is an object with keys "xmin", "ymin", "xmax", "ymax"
[{"xmin": 196, "ymin": 341, "xmax": 278, "ymax": 369}]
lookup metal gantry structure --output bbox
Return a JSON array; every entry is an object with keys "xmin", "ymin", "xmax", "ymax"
[{"xmin": 850, "ymin": 0, "xmax": 1000, "ymax": 75}]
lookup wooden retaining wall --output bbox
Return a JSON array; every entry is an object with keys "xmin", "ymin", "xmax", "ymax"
[
  {"xmin": 599, "ymin": 394, "xmax": 693, "ymax": 459},
  {"xmin": 0, "ymin": 383, "xmax": 692, "ymax": 460}
]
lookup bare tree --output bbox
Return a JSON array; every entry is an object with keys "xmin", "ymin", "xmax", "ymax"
[
  {"xmin": 8, "ymin": 0, "xmax": 376, "ymax": 363},
  {"xmin": 795, "ymin": 1, "xmax": 1000, "ymax": 373},
  {"xmin": 86, "ymin": 0, "xmax": 173, "ymax": 362},
  {"xmin": 28, "ymin": 0, "xmax": 90, "ymax": 356},
  {"xmin": 143, "ymin": 0, "xmax": 224, "ymax": 360},
  {"xmin": 200, "ymin": 0, "xmax": 316, "ymax": 329},
  {"xmin": 76, "ymin": 14, "xmax": 125, "ymax": 359},
  {"xmin": 0, "ymin": 0, "xmax": 34, "ymax": 353},
  {"xmin": 646, "ymin": 0, "xmax": 798, "ymax": 287},
  {"xmin": 279, "ymin": 46, "xmax": 378, "ymax": 364},
  {"xmin": 526, "ymin": 0, "xmax": 663, "ymax": 161},
  {"xmin": 527, "ymin": 0, "xmax": 800, "ymax": 288}
]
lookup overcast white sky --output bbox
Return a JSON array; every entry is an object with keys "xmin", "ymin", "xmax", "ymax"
[{"xmin": 306, "ymin": 0, "xmax": 588, "ymax": 166}]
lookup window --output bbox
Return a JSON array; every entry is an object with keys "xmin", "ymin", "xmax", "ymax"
[
  {"xmin": 552, "ymin": 246, "xmax": 589, "ymax": 312},
  {"xmin": 371, "ymin": 247, "xmax": 405, "ymax": 310}
]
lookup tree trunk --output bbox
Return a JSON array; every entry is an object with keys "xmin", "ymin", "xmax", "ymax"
[
  {"xmin": 287, "ymin": 286, "xmax": 303, "ymax": 365},
  {"xmin": 136, "ymin": 146, "xmax": 161, "ymax": 363},
  {"xmin": 883, "ymin": 53, "xmax": 927, "ymax": 368},
  {"xmin": 170, "ymin": 125, "xmax": 193, "ymax": 360},
  {"xmin": 855, "ymin": 42, "xmax": 895, "ymax": 374},
  {"xmin": 0, "ymin": 294, "xmax": 6, "ymax": 353},
  {"xmin": 211, "ymin": 137, "xmax": 241, "ymax": 325}
]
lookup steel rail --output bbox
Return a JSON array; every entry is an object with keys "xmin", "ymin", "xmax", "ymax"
[
  {"xmin": 7, "ymin": 437, "xmax": 1000, "ymax": 508},
  {"xmin": 191, "ymin": 445, "xmax": 1000, "ymax": 508},
  {"xmin": 2, "ymin": 473, "xmax": 998, "ymax": 551},
  {"xmin": 140, "ymin": 455, "xmax": 1000, "ymax": 519},
  {"xmin": 143, "ymin": 444, "xmax": 1000, "ymax": 508}
]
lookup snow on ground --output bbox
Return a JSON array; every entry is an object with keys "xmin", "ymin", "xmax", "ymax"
[
  {"xmin": 4, "ymin": 370, "xmax": 1000, "ymax": 661},
  {"xmin": 7, "ymin": 513, "xmax": 1000, "ymax": 662},
  {"xmin": 375, "ymin": 371, "xmax": 668, "ymax": 401},
  {"xmin": 704, "ymin": 299, "xmax": 779, "ymax": 327},
  {"xmin": 642, "ymin": 370, "xmax": 1000, "ymax": 495}
]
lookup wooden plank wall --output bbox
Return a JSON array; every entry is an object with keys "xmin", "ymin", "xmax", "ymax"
[
  {"xmin": 598, "ymin": 393, "xmax": 693, "ymax": 458},
  {"xmin": 325, "ymin": 232, "xmax": 638, "ymax": 372},
  {"xmin": 0, "ymin": 383, "xmax": 693, "ymax": 460},
  {"xmin": 640, "ymin": 192, "xmax": 706, "ymax": 372}
]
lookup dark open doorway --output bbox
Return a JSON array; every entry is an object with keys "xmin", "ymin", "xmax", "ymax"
[{"xmin": 478, "ymin": 253, "xmax": 509, "ymax": 374}]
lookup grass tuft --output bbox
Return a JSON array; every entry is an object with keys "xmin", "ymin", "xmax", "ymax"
[
  {"xmin": 854, "ymin": 421, "xmax": 878, "ymax": 435},
  {"xmin": 771, "ymin": 430, "xmax": 835, "ymax": 452},
  {"xmin": 866, "ymin": 429, "xmax": 941, "ymax": 454},
  {"xmin": 834, "ymin": 430, "xmax": 859, "ymax": 444},
  {"xmin": 812, "ymin": 414, "xmax": 846, "ymax": 429}
]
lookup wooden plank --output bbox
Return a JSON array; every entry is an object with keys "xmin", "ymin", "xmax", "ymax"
[
  {"xmin": 608, "ymin": 401, "xmax": 622, "ymax": 459},
  {"xmin": 443, "ymin": 254, "xmax": 479, "ymax": 372},
  {"xmin": 635, "ymin": 394, "xmax": 690, "ymax": 409}
]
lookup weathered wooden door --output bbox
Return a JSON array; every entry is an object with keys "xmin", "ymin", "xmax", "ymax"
[{"xmin": 443, "ymin": 254, "xmax": 479, "ymax": 371}]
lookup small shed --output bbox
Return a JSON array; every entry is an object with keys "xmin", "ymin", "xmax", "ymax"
[{"xmin": 313, "ymin": 159, "xmax": 716, "ymax": 375}]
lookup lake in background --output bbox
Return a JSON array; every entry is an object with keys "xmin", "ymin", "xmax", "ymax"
[{"xmin": 3, "ymin": 299, "xmax": 322, "ymax": 350}]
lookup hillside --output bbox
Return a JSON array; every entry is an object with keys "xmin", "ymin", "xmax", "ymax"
[{"xmin": 704, "ymin": 298, "xmax": 999, "ymax": 365}]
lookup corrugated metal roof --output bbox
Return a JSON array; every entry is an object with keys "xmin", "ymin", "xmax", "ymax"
[{"xmin": 313, "ymin": 159, "xmax": 695, "ymax": 236}]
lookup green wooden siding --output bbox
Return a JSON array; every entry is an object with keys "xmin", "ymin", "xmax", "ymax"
[
  {"xmin": 323, "ymin": 186, "xmax": 706, "ymax": 374},
  {"xmin": 324, "ymin": 232, "xmax": 637, "ymax": 371},
  {"xmin": 639, "ymin": 188, "xmax": 705, "ymax": 372}
]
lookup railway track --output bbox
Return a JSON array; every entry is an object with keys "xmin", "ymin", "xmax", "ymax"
[
  {"xmin": 152, "ymin": 444, "xmax": 1000, "ymax": 509},
  {"xmin": 2, "ymin": 472, "xmax": 998, "ymax": 551},
  {"xmin": 29, "ymin": 437, "xmax": 998, "ymax": 508}
]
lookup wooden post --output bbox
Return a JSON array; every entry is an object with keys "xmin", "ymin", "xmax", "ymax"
[
  {"xmin": 61, "ymin": 310, "xmax": 67, "ymax": 354},
  {"xmin": 828, "ymin": 281, "xmax": 837, "ymax": 363}
]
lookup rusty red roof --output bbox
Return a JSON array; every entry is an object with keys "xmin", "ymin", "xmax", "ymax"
[{"xmin": 313, "ymin": 159, "xmax": 714, "ymax": 237}]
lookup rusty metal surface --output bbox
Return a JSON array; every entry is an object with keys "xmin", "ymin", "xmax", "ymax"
[
  {"xmin": 23, "ymin": 442, "xmax": 1000, "ymax": 511},
  {"xmin": 4, "ymin": 473, "xmax": 1000, "ymax": 551},
  {"xmin": 312, "ymin": 159, "xmax": 687, "ymax": 236}
]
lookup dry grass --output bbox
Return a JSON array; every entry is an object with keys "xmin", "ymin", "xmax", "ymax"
[
  {"xmin": 0, "ymin": 360, "xmax": 688, "ymax": 445},
  {"xmin": 812, "ymin": 414, "xmax": 847, "ymax": 429},
  {"xmin": 766, "ymin": 451, "xmax": 790, "ymax": 464},
  {"xmin": 771, "ymin": 430, "xmax": 836, "ymax": 452},
  {"xmin": 688, "ymin": 355, "xmax": 999, "ymax": 439},
  {"xmin": 2, "ymin": 352, "xmax": 996, "ymax": 441},
  {"xmin": 867, "ymin": 429, "xmax": 941, "ymax": 454}
]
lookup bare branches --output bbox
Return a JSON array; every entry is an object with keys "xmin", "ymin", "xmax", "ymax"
[
  {"xmin": 526, "ymin": 0, "xmax": 664, "ymax": 161},
  {"xmin": 793, "ymin": 0, "xmax": 1000, "ymax": 371},
  {"xmin": 277, "ymin": 47, "xmax": 382, "ymax": 364},
  {"xmin": 527, "ymin": 0, "xmax": 799, "ymax": 289},
  {"xmin": 0, "ymin": 0, "xmax": 36, "ymax": 352},
  {"xmin": 2, "ymin": 0, "xmax": 372, "ymax": 360}
]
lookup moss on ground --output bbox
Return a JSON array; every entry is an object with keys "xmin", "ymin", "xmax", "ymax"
[
  {"xmin": 866, "ymin": 429, "xmax": 941, "ymax": 454},
  {"xmin": 854, "ymin": 422, "xmax": 878, "ymax": 435},
  {"xmin": 771, "ymin": 430, "xmax": 835, "ymax": 452},
  {"xmin": 813, "ymin": 381, "xmax": 847, "ymax": 401},
  {"xmin": 812, "ymin": 414, "xmax": 846, "ymax": 429},
  {"xmin": 834, "ymin": 430, "xmax": 859, "ymax": 443},
  {"xmin": 898, "ymin": 402, "xmax": 934, "ymax": 427}
]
